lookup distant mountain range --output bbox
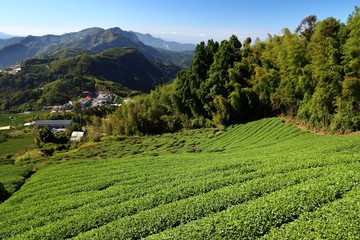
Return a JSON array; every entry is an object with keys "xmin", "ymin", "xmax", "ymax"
[
  {"xmin": 0, "ymin": 32, "xmax": 14, "ymax": 39},
  {"xmin": 0, "ymin": 27, "xmax": 195, "ymax": 68},
  {"xmin": 133, "ymin": 32, "xmax": 195, "ymax": 52}
]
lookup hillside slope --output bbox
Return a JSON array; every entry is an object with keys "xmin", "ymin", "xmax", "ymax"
[
  {"xmin": 0, "ymin": 118, "xmax": 359, "ymax": 239},
  {"xmin": 0, "ymin": 43, "xmax": 30, "ymax": 67},
  {"xmin": 51, "ymin": 47, "xmax": 180, "ymax": 92}
]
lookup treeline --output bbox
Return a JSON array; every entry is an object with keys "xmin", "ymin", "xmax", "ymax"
[{"xmin": 95, "ymin": 8, "xmax": 360, "ymax": 135}]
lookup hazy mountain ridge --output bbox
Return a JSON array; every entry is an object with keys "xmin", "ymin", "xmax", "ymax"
[
  {"xmin": 0, "ymin": 28, "xmax": 194, "ymax": 68},
  {"xmin": 0, "ymin": 32, "xmax": 14, "ymax": 39},
  {"xmin": 133, "ymin": 32, "xmax": 195, "ymax": 52}
]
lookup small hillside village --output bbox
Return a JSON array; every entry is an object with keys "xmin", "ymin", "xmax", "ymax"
[
  {"xmin": 22, "ymin": 119, "xmax": 84, "ymax": 141},
  {"xmin": 0, "ymin": 65, "xmax": 119, "ymax": 112},
  {"xmin": 46, "ymin": 89, "xmax": 117, "ymax": 113},
  {"xmin": 0, "ymin": 64, "xmax": 125, "ymax": 142},
  {"xmin": 0, "ymin": 65, "xmax": 22, "ymax": 74},
  {"xmin": 23, "ymin": 89, "xmax": 120, "ymax": 141}
]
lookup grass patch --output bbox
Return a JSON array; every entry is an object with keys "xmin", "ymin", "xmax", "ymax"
[
  {"xmin": 0, "ymin": 111, "xmax": 48, "ymax": 127},
  {"xmin": 0, "ymin": 131, "xmax": 36, "ymax": 159}
]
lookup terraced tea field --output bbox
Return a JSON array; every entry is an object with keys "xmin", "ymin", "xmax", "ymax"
[{"xmin": 1, "ymin": 118, "xmax": 359, "ymax": 239}]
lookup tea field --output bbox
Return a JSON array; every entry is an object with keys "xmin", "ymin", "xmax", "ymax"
[{"xmin": 0, "ymin": 118, "xmax": 359, "ymax": 239}]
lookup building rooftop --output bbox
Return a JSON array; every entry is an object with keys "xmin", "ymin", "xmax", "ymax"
[{"xmin": 32, "ymin": 120, "xmax": 73, "ymax": 127}]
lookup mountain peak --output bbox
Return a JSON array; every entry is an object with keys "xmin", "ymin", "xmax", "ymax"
[{"xmin": 77, "ymin": 27, "xmax": 104, "ymax": 36}]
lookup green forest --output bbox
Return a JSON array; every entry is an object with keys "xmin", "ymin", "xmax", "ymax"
[{"xmin": 101, "ymin": 8, "xmax": 360, "ymax": 135}]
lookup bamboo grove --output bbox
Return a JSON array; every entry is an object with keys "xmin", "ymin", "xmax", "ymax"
[{"xmin": 97, "ymin": 8, "xmax": 360, "ymax": 136}]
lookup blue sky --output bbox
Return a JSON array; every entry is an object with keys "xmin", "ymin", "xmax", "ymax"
[{"xmin": 1, "ymin": 0, "xmax": 358, "ymax": 43}]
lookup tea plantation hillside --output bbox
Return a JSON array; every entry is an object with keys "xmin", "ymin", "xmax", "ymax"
[{"xmin": 1, "ymin": 118, "xmax": 360, "ymax": 239}]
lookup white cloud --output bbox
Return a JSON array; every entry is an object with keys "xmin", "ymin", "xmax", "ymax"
[{"xmin": 151, "ymin": 29, "xmax": 265, "ymax": 44}]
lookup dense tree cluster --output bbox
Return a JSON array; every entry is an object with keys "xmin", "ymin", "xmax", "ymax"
[{"xmin": 105, "ymin": 8, "xmax": 360, "ymax": 135}]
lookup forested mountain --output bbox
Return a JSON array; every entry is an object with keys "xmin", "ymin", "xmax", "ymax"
[
  {"xmin": 50, "ymin": 47, "xmax": 180, "ymax": 91},
  {"xmin": 46, "ymin": 48, "xmax": 94, "ymax": 59},
  {"xmin": 0, "ymin": 47, "xmax": 179, "ymax": 112},
  {"xmin": 0, "ymin": 27, "xmax": 193, "ymax": 68},
  {"xmin": 0, "ymin": 43, "xmax": 30, "ymax": 67},
  {"xmin": 100, "ymin": 8, "xmax": 360, "ymax": 135}
]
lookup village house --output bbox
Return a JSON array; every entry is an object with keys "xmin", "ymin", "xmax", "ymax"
[
  {"xmin": 70, "ymin": 131, "xmax": 85, "ymax": 141},
  {"xmin": 32, "ymin": 120, "xmax": 73, "ymax": 129},
  {"xmin": 2, "ymin": 65, "xmax": 22, "ymax": 74}
]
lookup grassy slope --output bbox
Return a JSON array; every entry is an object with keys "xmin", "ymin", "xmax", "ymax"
[
  {"xmin": 0, "ymin": 112, "xmax": 39, "ymax": 127},
  {"xmin": 0, "ymin": 132, "xmax": 35, "ymax": 157},
  {"xmin": 0, "ymin": 118, "xmax": 359, "ymax": 239}
]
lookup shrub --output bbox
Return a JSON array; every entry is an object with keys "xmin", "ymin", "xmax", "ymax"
[
  {"xmin": 0, "ymin": 182, "xmax": 10, "ymax": 203},
  {"xmin": 41, "ymin": 147, "xmax": 54, "ymax": 156}
]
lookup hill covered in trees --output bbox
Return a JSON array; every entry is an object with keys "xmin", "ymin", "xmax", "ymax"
[
  {"xmin": 0, "ymin": 47, "xmax": 179, "ymax": 112},
  {"xmin": 50, "ymin": 47, "xmax": 180, "ymax": 92},
  {"xmin": 98, "ymin": 8, "xmax": 360, "ymax": 135}
]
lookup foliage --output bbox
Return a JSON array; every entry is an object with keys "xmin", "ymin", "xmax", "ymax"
[
  {"xmin": 0, "ymin": 160, "xmax": 33, "ymax": 200},
  {"xmin": 164, "ymin": 8, "xmax": 360, "ymax": 132},
  {"xmin": 101, "ymin": 84, "xmax": 189, "ymax": 136},
  {"xmin": 41, "ymin": 147, "xmax": 55, "ymax": 156},
  {"xmin": 295, "ymin": 15, "xmax": 317, "ymax": 41},
  {"xmin": 50, "ymin": 47, "xmax": 180, "ymax": 93},
  {"xmin": 38, "ymin": 127, "xmax": 57, "ymax": 143}
]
